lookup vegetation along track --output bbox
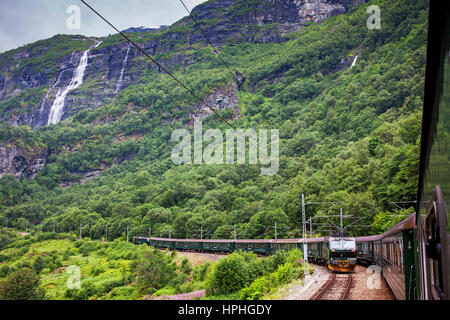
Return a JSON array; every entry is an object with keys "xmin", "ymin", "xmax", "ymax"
[{"xmin": 310, "ymin": 273, "xmax": 352, "ymax": 300}]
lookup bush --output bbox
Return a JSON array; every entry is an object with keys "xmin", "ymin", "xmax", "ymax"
[
  {"xmin": 205, "ymin": 252, "xmax": 260, "ymax": 296},
  {"xmin": 240, "ymin": 249, "xmax": 304, "ymax": 300},
  {"xmin": 90, "ymin": 264, "xmax": 106, "ymax": 276},
  {"xmin": 270, "ymin": 263, "xmax": 297, "ymax": 287},
  {"xmin": 98, "ymin": 278, "xmax": 126, "ymax": 296},
  {"xmin": 0, "ymin": 265, "xmax": 11, "ymax": 278},
  {"xmin": 285, "ymin": 248, "xmax": 303, "ymax": 265},
  {"xmin": 0, "ymin": 268, "xmax": 45, "ymax": 300},
  {"xmin": 33, "ymin": 256, "xmax": 45, "ymax": 273},
  {"xmin": 241, "ymin": 276, "xmax": 271, "ymax": 300},
  {"xmin": 136, "ymin": 249, "xmax": 177, "ymax": 293},
  {"xmin": 192, "ymin": 261, "xmax": 211, "ymax": 282},
  {"xmin": 72, "ymin": 280, "xmax": 98, "ymax": 300},
  {"xmin": 180, "ymin": 258, "xmax": 192, "ymax": 275}
]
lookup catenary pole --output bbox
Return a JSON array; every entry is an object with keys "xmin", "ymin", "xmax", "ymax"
[{"xmin": 302, "ymin": 194, "xmax": 308, "ymax": 275}]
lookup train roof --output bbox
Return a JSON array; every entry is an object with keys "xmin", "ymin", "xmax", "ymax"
[
  {"xmin": 381, "ymin": 212, "xmax": 416, "ymax": 238},
  {"xmin": 144, "ymin": 237, "xmax": 331, "ymax": 243},
  {"xmin": 304, "ymin": 237, "xmax": 327, "ymax": 243},
  {"xmin": 354, "ymin": 235, "xmax": 382, "ymax": 242},
  {"xmin": 353, "ymin": 213, "xmax": 416, "ymax": 242}
]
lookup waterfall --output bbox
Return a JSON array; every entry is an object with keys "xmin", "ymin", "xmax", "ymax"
[
  {"xmin": 39, "ymin": 69, "xmax": 65, "ymax": 114},
  {"xmin": 350, "ymin": 55, "xmax": 358, "ymax": 68},
  {"xmin": 47, "ymin": 41, "xmax": 102, "ymax": 125},
  {"xmin": 114, "ymin": 46, "xmax": 131, "ymax": 95}
]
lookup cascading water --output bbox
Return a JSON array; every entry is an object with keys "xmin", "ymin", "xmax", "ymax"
[
  {"xmin": 47, "ymin": 41, "xmax": 102, "ymax": 125},
  {"xmin": 39, "ymin": 70, "xmax": 65, "ymax": 114},
  {"xmin": 350, "ymin": 55, "xmax": 358, "ymax": 68},
  {"xmin": 114, "ymin": 46, "xmax": 131, "ymax": 95}
]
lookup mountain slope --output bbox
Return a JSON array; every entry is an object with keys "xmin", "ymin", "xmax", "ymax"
[
  {"xmin": 0, "ymin": 0, "xmax": 427, "ymax": 238},
  {"xmin": 0, "ymin": 0, "xmax": 369, "ymax": 128}
]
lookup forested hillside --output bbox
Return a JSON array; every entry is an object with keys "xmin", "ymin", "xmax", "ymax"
[{"xmin": 0, "ymin": 0, "xmax": 427, "ymax": 241}]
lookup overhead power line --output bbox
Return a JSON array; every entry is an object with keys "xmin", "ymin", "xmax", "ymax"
[
  {"xmin": 178, "ymin": 0, "xmax": 276, "ymax": 128},
  {"xmin": 79, "ymin": 0, "xmax": 236, "ymax": 132},
  {"xmin": 80, "ymin": 0, "xmax": 274, "ymax": 164}
]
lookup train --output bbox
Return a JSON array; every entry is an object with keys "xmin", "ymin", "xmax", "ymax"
[
  {"xmin": 355, "ymin": 213, "xmax": 416, "ymax": 300},
  {"xmin": 133, "ymin": 236, "xmax": 357, "ymax": 273},
  {"xmin": 133, "ymin": 1, "xmax": 449, "ymax": 301}
]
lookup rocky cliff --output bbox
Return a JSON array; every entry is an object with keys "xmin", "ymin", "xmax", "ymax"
[
  {"xmin": 0, "ymin": 144, "xmax": 48, "ymax": 179},
  {"xmin": 0, "ymin": 0, "xmax": 368, "ymax": 129}
]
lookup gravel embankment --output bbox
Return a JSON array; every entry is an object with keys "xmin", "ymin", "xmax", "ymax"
[
  {"xmin": 281, "ymin": 264, "xmax": 396, "ymax": 300},
  {"xmin": 282, "ymin": 264, "xmax": 330, "ymax": 300},
  {"xmin": 345, "ymin": 265, "xmax": 395, "ymax": 300}
]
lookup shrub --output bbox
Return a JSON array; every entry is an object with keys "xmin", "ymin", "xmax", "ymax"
[
  {"xmin": 192, "ymin": 261, "xmax": 211, "ymax": 282},
  {"xmin": 33, "ymin": 256, "xmax": 45, "ymax": 273},
  {"xmin": 270, "ymin": 263, "xmax": 297, "ymax": 287},
  {"xmin": 285, "ymin": 248, "xmax": 303, "ymax": 265},
  {"xmin": 0, "ymin": 265, "xmax": 11, "ymax": 278},
  {"xmin": 180, "ymin": 258, "xmax": 192, "ymax": 275},
  {"xmin": 136, "ymin": 249, "xmax": 177, "ymax": 293},
  {"xmin": 205, "ymin": 252, "xmax": 258, "ymax": 296},
  {"xmin": 90, "ymin": 265, "xmax": 106, "ymax": 276},
  {"xmin": 241, "ymin": 276, "xmax": 271, "ymax": 300},
  {"xmin": 72, "ymin": 280, "xmax": 98, "ymax": 300},
  {"xmin": 240, "ymin": 249, "xmax": 304, "ymax": 300},
  {"xmin": 0, "ymin": 268, "xmax": 45, "ymax": 300},
  {"xmin": 98, "ymin": 278, "xmax": 126, "ymax": 296}
]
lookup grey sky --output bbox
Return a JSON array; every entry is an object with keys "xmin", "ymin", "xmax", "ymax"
[{"xmin": 0, "ymin": 0, "xmax": 207, "ymax": 53}]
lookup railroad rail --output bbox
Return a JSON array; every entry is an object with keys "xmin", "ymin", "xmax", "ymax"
[{"xmin": 310, "ymin": 273, "xmax": 352, "ymax": 300}]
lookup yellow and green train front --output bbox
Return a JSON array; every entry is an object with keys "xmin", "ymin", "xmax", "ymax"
[{"xmin": 328, "ymin": 249, "xmax": 357, "ymax": 272}]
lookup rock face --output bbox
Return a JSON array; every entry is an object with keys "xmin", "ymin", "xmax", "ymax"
[
  {"xmin": 190, "ymin": 84, "xmax": 240, "ymax": 125},
  {"xmin": 0, "ymin": 145, "xmax": 48, "ymax": 179},
  {"xmin": 0, "ymin": 0, "xmax": 368, "ymax": 128}
]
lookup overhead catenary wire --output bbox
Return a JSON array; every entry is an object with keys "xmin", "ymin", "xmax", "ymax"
[
  {"xmin": 178, "ymin": 0, "xmax": 276, "ymax": 128},
  {"xmin": 80, "ymin": 0, "xmax": 275, "ymax": 165},
  {"xmin": 79, "ymin": 0, "xmax": 236, "ymax": 132}
]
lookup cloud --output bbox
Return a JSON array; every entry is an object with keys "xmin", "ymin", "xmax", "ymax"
[{"xmin": 0, "ymin": 0, "xmax": 207, "ymax": 53}]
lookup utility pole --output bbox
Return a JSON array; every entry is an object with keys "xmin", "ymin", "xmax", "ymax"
[
  {"xmin": 5, "ymin": 218, "xmax": 8, "ymax": 229},
  {"xmin": 127, "ymin": 226, "xmax": 130, "ymax": 242},
  {"xmin": 200, "ymin": 226, "xmax": 203, "ymax": 240},
  {"xmin": 340, "ymin": 208, "xmax": 343, "ymax": 236},
  {"xmin": 274, "ymin": 222, "xmax": 278, "ymax": 240},
  {"xmin": 53, "ymin": 221, "xmax": 56, "ymax": 233},
  {"xmin": 79, "ymin": 223, "xmax": 83, "ymax": 239},
  {"xmin": 148, "ymin": 226, "xmax": 152, "ymax": 238},
  {"xmin": 234, "ymin": 225, "xmax": 237, "ymax": 240},
  {"xmin": 302, "ymin": 194, "xmax": 308, "ymax": 275},
  {"xmin": 105, "ymin": 225, "xmax": 108, "ymax": 242}
]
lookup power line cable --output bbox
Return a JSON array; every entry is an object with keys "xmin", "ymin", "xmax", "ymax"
[
  {"xmin": 80, "ymin": 0, "xmax": 275, "ymax": 164},
  {"xmin": 80, "ymin": 0, "xmax": 236, "ymax": 131},
  {"xmin": 178, "ymin": 0, "xmax": 276, "ymax": 128}
]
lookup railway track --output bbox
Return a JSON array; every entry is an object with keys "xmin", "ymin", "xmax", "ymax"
[{"xmin": 310, "ymin": 273, "xmax": 352, "ymax": 300}]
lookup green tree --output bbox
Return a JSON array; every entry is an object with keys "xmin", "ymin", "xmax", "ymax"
[
  {"xmin": 32, "ymin": 256, "xmax": 46, "ymax": 274},
  {"xmin": 135, "ymin": 249, "xmax": 177, "ymax": 293},
  {"xmin": 0, "ymin": 268, "xmax": 45, "ymax": 300}
]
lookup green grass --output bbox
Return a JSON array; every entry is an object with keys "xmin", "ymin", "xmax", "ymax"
[{"xmin": 0, "ymin": 236, "xmax": 143, "ymax": 300}]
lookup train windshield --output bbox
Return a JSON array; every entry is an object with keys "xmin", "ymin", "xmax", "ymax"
[{"xmin": 329, "ymin": 238, "xmax": 356, "ymax": 250}]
